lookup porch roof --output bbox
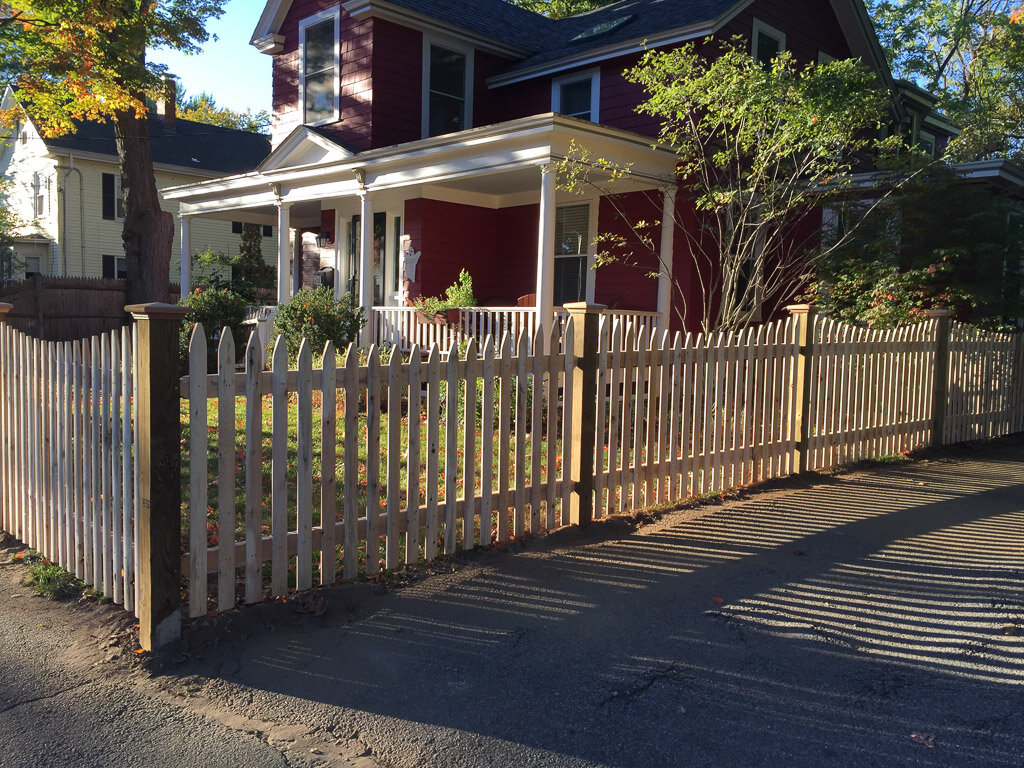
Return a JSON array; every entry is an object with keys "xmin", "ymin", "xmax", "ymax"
[{"xmin": 162, "ymin": 114, "xmax": 679, "ymax": 218}]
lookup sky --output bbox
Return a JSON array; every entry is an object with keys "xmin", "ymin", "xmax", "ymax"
[{"xmin": 148, "ymin": 0, "xmax": 272, "ymax": 115}]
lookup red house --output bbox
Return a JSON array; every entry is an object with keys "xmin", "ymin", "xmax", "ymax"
[{"xmin": 165, "ymin": 0, "xmax": 911, "ymax": 346}]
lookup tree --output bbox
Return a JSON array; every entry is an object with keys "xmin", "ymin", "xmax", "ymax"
[
  {"xmin": 868, "ymin": 0, "xmax": 1024, "ymax": 160},
  {"xmin": 558, "ymin": 39, "xmax": 910, "ymax": 332},
  {"xmin": 177, "ymin": 89, "xmax": 271, "ymax": 134},
  {"xmin": 504, "ymin": 0, "xmax": 613, "ymax": 18},
  {"xmin": 803, "ymin": 166, "xmax": 1024, "ymax": 329},
  {"xmin": 0, "ymin": 0, "xmax": 226, "ymax": 304},
  {"xmin": 0, "ymin": 176, "xmax": 20, "ymax": 284}
]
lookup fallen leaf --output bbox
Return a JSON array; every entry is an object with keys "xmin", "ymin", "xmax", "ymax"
[
  {"xmin": 910, "ymin": 732, "xmax": 935, "ymax": 748},
  {"xmin": 134, "ymin": 649, "xmax": 145, "ymax": 655},
  {"xmin": 712, "ymin": 596, "xmax": 725, "ymax": 605}
]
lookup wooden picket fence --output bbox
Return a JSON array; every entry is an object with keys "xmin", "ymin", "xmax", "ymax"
[
  {"xmin": 0, "ymin": 322, "xmax": 139, "ymax": 615},
  {"xmin": 945, "ymin": 322, "xmax": 1024, "ymax": 442}
]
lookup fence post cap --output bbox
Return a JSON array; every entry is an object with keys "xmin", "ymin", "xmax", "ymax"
[
  {"xmin": 0, "ymin": 302, "xmax": 12, "ymax": 318},
  {"xmin": 562, "ymin": 301, "xmax": 608, "ymax": 315},
  {"xmin": 922, "ymin": 309, "xmax": 954, "ymax": 319},
  {"xmin": 784, "ymin": 303, "xmax": 816, "ymax": 317},
  {"xmin": 125, "ymin": 302, "xmax": 189, "ymax": 321}
]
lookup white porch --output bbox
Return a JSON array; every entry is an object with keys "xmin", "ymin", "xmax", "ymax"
[{"xmin": 164, "ymin": 114, "xmax": 679, "ymax": 350}]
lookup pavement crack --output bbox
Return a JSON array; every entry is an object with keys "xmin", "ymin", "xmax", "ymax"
[
  {"xmin": 598, "ymin": 664, "xmax": 691, "ymax": 706},
  {"xmin": 0, "ymin": 681, "xmax": 90, "ymax": 713}
]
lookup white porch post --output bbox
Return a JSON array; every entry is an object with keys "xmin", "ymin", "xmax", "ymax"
[
  {"xmin": 358, "ymin": 191, "xmax": 374, "ymax": 346},
  {"xmin": 276, "ymin": 202, "xmax": 291, "ymax": 306},
  {"xmin": 536, "ymin": 164, "xmax": 556, "ymax": 349},
  {"xmin": 333, "ymin": 208, "xmax": 344, "ymax": 301},
  {"xmin": 657, "ymin": 188, "xmax": 677, "ymax": 330},
  {"xmin": 179, "ymin": 214, "xmax": 192, "ymax": 296}
]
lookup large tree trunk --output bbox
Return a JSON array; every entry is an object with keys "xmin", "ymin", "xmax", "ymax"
[{"xmin": 114, "ymin": 108, "xmax": 174, "ymax": 305}]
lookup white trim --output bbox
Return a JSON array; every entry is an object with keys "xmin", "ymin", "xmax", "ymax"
[
  {"xmin": 551, "ymin": 68, "xmax": 601, "ymax": 123},
  {"xmin": 422, "ymin": 35, "xmax": 475, "ymax": 139},
  {"xmin": 752, "ymin": 18, "xmax": 786, "ymax": 64},
  {"xmin": 299, "ymin": 7, "xmax": 341, "ymax": 127}
]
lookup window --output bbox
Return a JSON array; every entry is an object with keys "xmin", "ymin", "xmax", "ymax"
[
  {"xmin": 300, "ymin": 10, "xmax": 339, "ymax": 125},
  {"xmin": 552, "ymin": 70, "xmax": 600, "ymax": 122},
  {"xmin": 553, "ymin": 204, "xmax": 590, "ymax": 307},
  {"xmin": 424, "ymin": 41, "xmax": 472, "ymax": 138},
  {"xmin": 918, "ymin": 129, "xmax": 936, "ymax": 158},
  {"xmin": 263, "ymin": 225, "xmax": 274, "ymax": 238},
  {"xmin": 32, "ymin": 173, "xmax": 46, "ymax": 218},
  {"xmin": 752, "ymin": 20, "xmax": 786, "ymax": 67},
  {"xmin": 24, "ymin": 256, "xmax": 40, "ymax": 278},
  {"xmin": 102, "ymin": 255, "xmax": 127, "ymax": 280},
  {"xmin": 102, "ymin": 173, "xmax": 124, "ymax": 221},
  {"xmin": 231, "ymin": 221, "xmax": 244, "ymax": 234}
]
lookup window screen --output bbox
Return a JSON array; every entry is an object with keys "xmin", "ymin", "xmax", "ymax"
[
  {"xmin": 553, "ymin": 204, "xmax": 589, "ymax": 306},
  {"xmin": 303, "ymin": 19, "xmax": 336, "ymax": 124},
  {"xmin": 559, "ymin": 78, "xmax": 592, "ymax": 120}
]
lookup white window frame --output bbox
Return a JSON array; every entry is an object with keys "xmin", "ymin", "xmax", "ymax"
[
  {"xmin": 23, "ymin": 255, "xmax": 41, "ymax": 278},
  {"xmin": 551, "ymin": 68, "xmax": 601, "ymax": 123},
  {"xmin": 553, "ymin": 200, "xmax": 599, "ymax": 306},
  {"xmin": 918, "ymin": 129, "xmax": 936, "ymax": 158},
  {"xmin": 113, "ymin": 175, "xmax": 125, "ymax": 222},
  {"xmin": 298, "ymin": 8, "xmax": 341, "ymax": 127},
  {"xmin": 752, "ymin": 19, "xmax": 786, "ymax": 65},
  {"xmin": 32, "ymin": 173, "xmax": 46, "ymax": 218},
  {"xmin": 422, "ymin": 35, "xmax": 474, "ymax": 139}
]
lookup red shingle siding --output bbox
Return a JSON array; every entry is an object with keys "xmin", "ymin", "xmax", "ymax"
[
  {"xmin": 495, "ymin": 204, "xmax": 540, "ymax": 303},
  {"xmin": 371, "ymin": 19, "xmax": 423, "ymax": 148},
  {"xmin": 595, "ymin": 191, "xmax": 663, "ymax": 313}
]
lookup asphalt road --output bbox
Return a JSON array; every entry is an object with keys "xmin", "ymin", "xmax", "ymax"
[{"xmin": 2, "ymin": 438, "xmax": 1022, "ymax": 767}]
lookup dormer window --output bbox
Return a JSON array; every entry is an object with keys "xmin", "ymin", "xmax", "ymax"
[
  {"xmin": 424, "ymin": 40, "xmax": 473, "ymax": 138},
  {"xmin": 752, "ymin": 19, "xmax": 786, "ymax": 67},
  {"xmin": 552, "ymin": 69, "xmax": 600, "ymax": 122},
  {"xmin": 300, "ymin": 10, "xmax": 340, "ymax": 125}
]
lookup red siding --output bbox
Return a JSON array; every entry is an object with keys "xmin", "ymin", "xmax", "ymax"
[
  {"xmin": 595, "ymin": 191, "xmax": 663, "ymax": 313},
  {"xmin": 370, "ymin": 19, "xmax": 423, "ymax": 148},
  {"xmin": 495, "ymin": 204, "xmax": 539, "ymax": 303}
]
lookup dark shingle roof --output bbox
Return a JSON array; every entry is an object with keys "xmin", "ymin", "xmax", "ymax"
[
  {"xmin": 43, "ymin": 115, "xmax": 271, "ymax": 175},
  {"xmin": 385, "ymin": 0, "xmax": 555, "ymax": 50},
  {"xmin": 502, "ymin": 0, "xmax": 738, "ymax": 75}
]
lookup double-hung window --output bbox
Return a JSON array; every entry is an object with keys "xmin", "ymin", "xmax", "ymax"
[
  {"xmin": 300, "ymin": 10, "xmax": 340, "ymax": 125},
  {"xmin": 752, "ymin": 19, "xmax": 786, "ymax": 67},
  {"xmin": 32, "ymin": 173, "xmax": 46, "ymax": 218},
  {"xmin": 424, "ymin": 42, "xmax": 471, "ymax": 138},
  {"xmin": 552, "ymin": 70, "xmax": 600, "ymax": 122},
  {"xmin": 553, "ymin": 204, "xmax": 590, "ymax": 307},
  {"xmin": 102, "ymin": 173, "xmax": 125, "ymax": 221}
]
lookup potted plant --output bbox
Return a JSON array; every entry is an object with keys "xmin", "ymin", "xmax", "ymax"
[{"xmin": 412, "ymin": 269, "xmax": 476, "ymax": 327}]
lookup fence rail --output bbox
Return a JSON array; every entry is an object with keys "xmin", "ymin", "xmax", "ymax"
[{"xmin": 0, "ymin": 322, "xmax": 138, "ymax": 614}]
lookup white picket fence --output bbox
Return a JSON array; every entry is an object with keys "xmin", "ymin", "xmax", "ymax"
[
  {"xmin": 945, "ymin": 322, "xmax": 1024, "ymax": 442},
  {"xmin": 0, "ymin": 324, "xmax": 139, "ymax": 614}
]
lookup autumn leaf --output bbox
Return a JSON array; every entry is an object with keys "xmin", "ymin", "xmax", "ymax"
[{"xmin": 712, "ymin": 596, "xmax": 725, "ymax": 605}]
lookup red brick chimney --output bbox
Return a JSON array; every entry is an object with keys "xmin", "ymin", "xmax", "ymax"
[{"xmin": 156, "ymin": 75, "xmax": 177, "ymax": 131}]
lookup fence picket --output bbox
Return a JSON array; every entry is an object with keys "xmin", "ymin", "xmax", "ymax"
[
  {"xmin": 425, "ymin": 344, "xmax": 441, "ymax": 561},
  {"xmin": 296, "ymin": 339, "xmax": 314, "ymax": 592},
  {"xmin": 406, "ymin": 346, "xmax": 422, "ymax": 561},
  {"xmin": 343, "ymin": 344, "xmax": 360, "ymax": 579},
  {"xmin": 188, "ymin": 326, "xmax": 208, "ymax": 618},
  {"xmin": 480, "ymin": 339, "xmax": 496, "ymax": 544},
  {"xmin": 217, "ymin": 329, "xmax": 237, "ymax": 610},
  {"xmin": 366, "ymin": 345, "xmax": 381, "ymax": 574},
  {"xmin": 245, "ymin": 332, "xmax": 265, "ymax": 602},
  {"xmin": 498, "ymin": 334, "xmax": 513, "ymax": 539},
  {"xmin": 386, "ymin": 346, "xmax": 402, "ymax": 568},
  {"xmin": 464, "ymin": 339, "xmax": 479, "ymax": 545},
  {"xmin": 529, "ymin": 331, "xmax": 544, "ymax": 528},
  {"xmin": 444, "ymin": 346, "xmax": 459, "ymax": 555},
  {"xmin": 321, "ymin": 341, "xmax": 337, "ymax": 585},
  {"xmin": 514, "ymin": 332, "xmax": 528, "ymax": 538},
  {"xmin": 270, "ymin": 337, "xmax": 288, "ymax": 596}
]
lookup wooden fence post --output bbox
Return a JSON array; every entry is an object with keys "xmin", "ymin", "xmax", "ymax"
[
  {"xmin": 565, "ymin": 302, "xmax": 605, "ymax": 528},
  {"xmin": 126, "ymin": 302, "xmax": 188, "ymax": 651},
  {"xmin": 924, "ymin": 309, "xmax": 952, "ymax": 447},
  {"xmin": 786, "ymin": 304, "xmax": 817, "ymax": 474}
]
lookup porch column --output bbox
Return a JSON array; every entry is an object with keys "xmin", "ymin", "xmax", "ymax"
[
  {"xmin": 276, "ymin": 202, "xmax": 292, "ymax": 306},
  {"xmin": 179, "ymin": 214, "xmax": 192, "ymax": 296},
  {"xmin": 358, "ymin": 191, "xmax": 374, "ymax": 346},
  {"xmin": 657, "ymin": 188, "xmax": 677, "ymax": 330},
  {"xmin": 536, "ymin": 164, "xmax": 556, "ymax": 349},
  {"xmin": 333, "ymin": 208, "xmax": 344, "ymax": 301}
]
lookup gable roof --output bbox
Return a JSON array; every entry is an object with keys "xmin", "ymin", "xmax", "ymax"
[{"xmin": 42, "ymin": 114, "xmax": 271, "ymax": 176}]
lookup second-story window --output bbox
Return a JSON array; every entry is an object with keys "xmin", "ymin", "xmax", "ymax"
[
  {"xmin": 752, "ymin": 20, "xmax": 786, "ymax": 68},
  {"xmin": 426, "ymin": 43, "xmax": 471, "ymax": 137},
  {"xmin": 300, "ymin": 10, "xmax": 339, "ymax": 125},
  {"xmin": 552, "ymin": 70, "xmax": 600, "ymax": 122}
]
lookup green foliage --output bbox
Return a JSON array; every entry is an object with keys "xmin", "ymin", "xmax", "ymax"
[
  {"xmin": 412, "ymin": 269, "xmax": 477, "ymax": 317},
  {"xmin": 23, "ymin": 558, "xmax": 84, "ymax": 601},
  {"xmin": 273, "ymin": 287, "xmax": 365, "ymax": 363},
  {"xmin": 559, "ymin": 39, "xmax": 907, "ymax": 332},
  {"xmin": 868, "ymin": 0, "xmax": 1024, "ymax": 160},
  {"xmin": 0, "ymin": 177, "xmax": 20, "ymax": 285},
  {"xmin": 805, "ymin": 166, "xmax": 1024, "ymax": 329},
  {"xmin": 177, "ymin": 89, "xmax": 271, "ymax": 134},
  {"xmin": 235, "ymin": 223, "xmax": 275, "ymax": 301},
  {"xmin": 179, "ymin": 286, "xmax": 250, "ymax": 372},
  {"xmin": 503, "ymin": 0, "xmax": 613, "ymax": 17}
]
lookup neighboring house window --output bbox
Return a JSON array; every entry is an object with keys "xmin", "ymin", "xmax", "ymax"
[
  {"xmin": 102, "ymin": 255, "xmax": 127, "ymax": 279},
  {"xmin": 918, "ymin": 130, "xmax": 936, "ymax": 158},
  {"xmin": 553, "ymin": 204, "xmax": 590, "ymax": 307},
  {"xmin": 424, "ymin": 41, "xmax": 472, "ymax": 138},
  {"xmin": 102, "ymin": 173, "xmax": 125, "ymax": 221},
  {"xmin": 263, "ymin": 225, "xmax": 274, "ymax": 238},
  {"xmin": 32, "ymin": 173, "xmax": 46, "ymax": 218},
  {"xmin": 231, "ymin": 221, "xmax": 244, "ymax": 234},
  {"xmin": 552, "ymin": 69, "xmax": 600, "ymax": 122},
  {"xmin": 300, "ymin": 9, "xmax": 340, "ymax": 125},
  {"xmin": 752, "ymin": 19, "xmax": 786, "ymax": 67},
  {"xmin": 24, "ymin": 256, "xmax": 40, "ymax": 278}
]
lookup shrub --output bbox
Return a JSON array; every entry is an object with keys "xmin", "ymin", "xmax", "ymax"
[
  {"xmin": 23, "ymin": 559, "xmax": 84, "ymax": 601},
  {"xmin": 413, "ymin": 269, "xmax": 477, "ymax": 317},
  {"xmin": 273, "ymin": 287, "xmax": 365, "ymax": 363},
  {"xmin": 179, "ymin": 287, "xmax": 250, "ymax": 372}
]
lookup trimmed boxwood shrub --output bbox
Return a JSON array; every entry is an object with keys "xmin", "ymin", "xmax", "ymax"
[{"xmin": 273, "ymin": 287, "xmax": 365, "ymax": 363}]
